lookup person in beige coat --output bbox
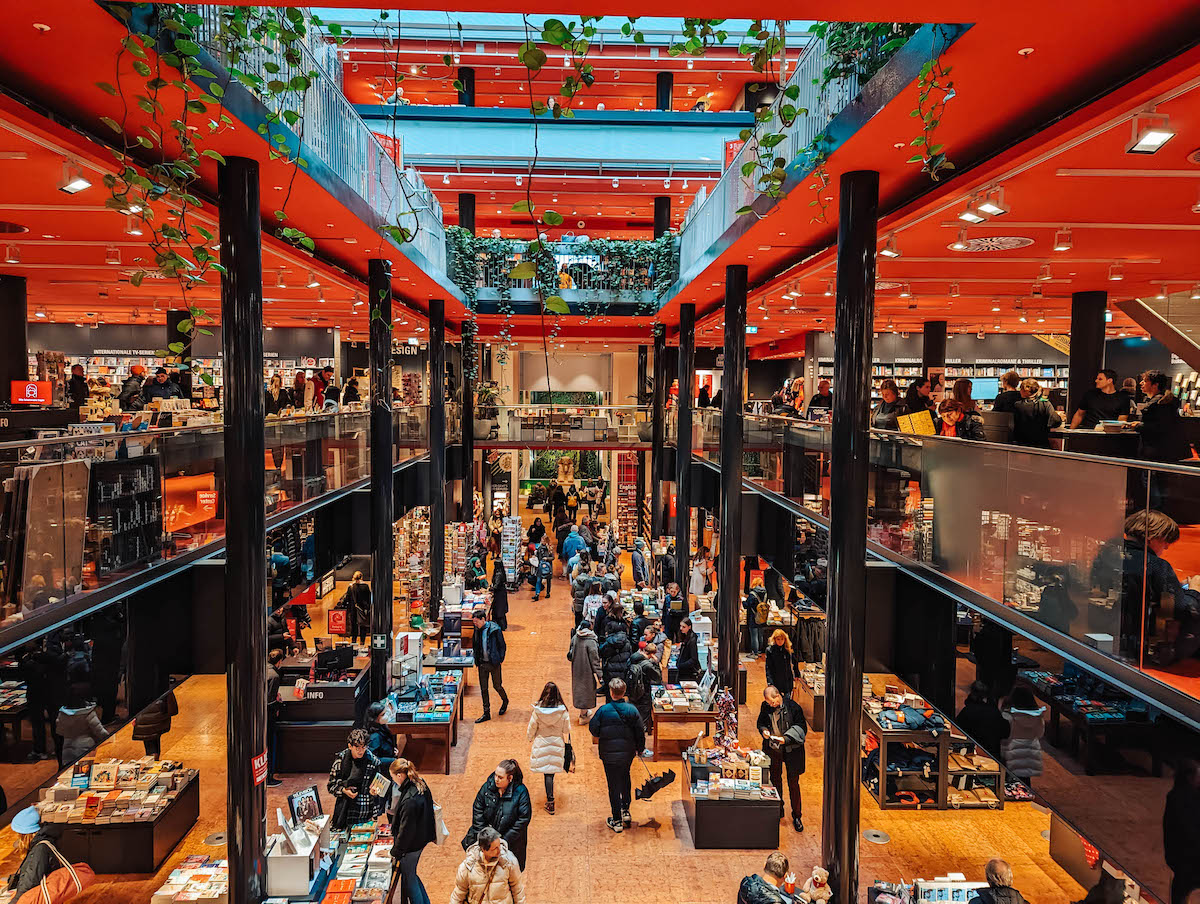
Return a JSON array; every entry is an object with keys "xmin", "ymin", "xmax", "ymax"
[
  {"xmin": 526, "ymin": 681, "xmax": 572, "ymax": 815},
  {"xmin": 450, "ymin": 828, "xmax": 526, "ymax": 904}
]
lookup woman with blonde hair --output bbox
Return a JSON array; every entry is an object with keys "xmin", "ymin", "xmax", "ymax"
[
  {"xmin": 389, "ymin": 758, "xmax": 436, "ymax": 904},
  {"xmin": 764, "ymin": 629, "xmax": 800, "ymax": 698}
]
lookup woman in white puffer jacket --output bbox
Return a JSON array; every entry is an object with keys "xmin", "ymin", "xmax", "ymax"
[{"xmin": 527, "ymin": 681, "xmax": 571, "ymax": 815}]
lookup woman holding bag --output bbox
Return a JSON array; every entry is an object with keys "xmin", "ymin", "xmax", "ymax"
[
  {"xmin": 388, "ymin": 759, "xmax": 437, "ymax": 904},
  {"xmin": 527, "ymin": 681, "xmax": 572, "ymax": 814},
  {"xmin": 7, "ymin": 806, "xmax": 93, "ymax": 903}
]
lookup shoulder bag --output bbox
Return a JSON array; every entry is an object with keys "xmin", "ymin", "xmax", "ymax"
[
  {"xmin": 564, "ymin": 730, "xmax": 576, "ymax": 773},
  {"xmin": 16, "ymin": 841, "xmax": 95, "ymax": 904}
]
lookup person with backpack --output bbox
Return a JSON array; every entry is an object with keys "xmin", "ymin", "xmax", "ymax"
[
  {"xmin": 532, "ymin": 544, "xmax": 553, "ymax": 602},
  {"xmin": 626, "ymin": 647, "xmax": 661, "ymax": 758},
  {"xmin": 569, "ymin": 565, "xmax": 593, "ymax": 628},
  {"xmin": 757, "ymin": 685, "xmax": 807, "ymax": 833},
  {"xmin": 564, "ymin": 484, "xmax": 581, "ymax": 523},
  {"xmin": 568, "ymin": 618, "xmax": 602, "ymax": 724},
  {"xmin": 388, "ymin": 757, "xmax": 437, "ymax": 904},
  {"xmin": 744, "ymin": 578, "xmax": 769, "ymax": 656},
  {"xmin": 471, "ymin": 609, "xmax": 509, "ymax": 723},
  {"xmin": 599, "ymin": 608, "xmax": 633, "ymax": 702}
]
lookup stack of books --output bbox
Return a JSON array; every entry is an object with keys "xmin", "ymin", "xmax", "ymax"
[
  {"xmin": 151, "ymin": 855, "xmax": 228, "ymax": 903},
  {"xmin": 39, "ymin": 759, "xmax": 194, "ymax": 825}
]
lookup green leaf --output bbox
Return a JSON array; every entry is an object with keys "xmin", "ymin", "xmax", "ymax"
[
  {"xmin": 735, "ymin": 205, "xmax": 754, "ymax": 215},
  {"xmin": 508, "ymin": 262, "xmax": 536, "ymax": 280},
  {"xmin": 907, "ymin": 153, "xmax": 924, "ymax": 163},
  {"xmin": 541, "ymin": 18, "xmax": 570, "ymax": 45},
  {"xmin": 100, "ymin": 116, "xmax": 121, "ymax": 133},
  {"xmin": 740, "ymin": 160, "xmax": 757, "ymax": 177},
  {"xmin": 542, "ymin": 210, "xmax": 563, "ymax": 226},
  {"xmin": 544, "ymin": 296, "xmax": 569, "ymax": 314},
  {"xmin": 96, "ymin": 81, "xmax": 118, "ymax": 96},
  {"xmin": 783, "ymin": 84, "xmax": 800, "ymax": 100},
  {"xmin": 185, "ymin": 99, "xmax": 207, "ymax": 114},
  {"xmin": 200, "ymin": 149, "xmax": 227, "ymax": 164},
  {"xmin": 511, "ymin": 200, "xmax": 533, "ymax": 214},
  {"xmin": 129, "ymin": 271, "xmax": 146, "ymax": 287},
  {"xmin": 442, "ymin": 54, "xmax": 453, "ymax": 66},
  {"xmin": 201, "ymin": 373, "xmax": 214, "ymax": 385},
  {"xmin": 518, "ymin": 42, "xmax": 547, "ymax": 71},
  {"xmin": 209, "ymin": 82, "xmax": 224, "ymax": 98},
  {"xmin": 132, "ymin": 60, "xmax": 151, "ymax": 77}
]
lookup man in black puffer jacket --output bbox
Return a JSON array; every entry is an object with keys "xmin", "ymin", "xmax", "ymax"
[
  {"xmin": 589, "ymin": 678, "xmax": 644, "ymax": 834},
  {"xmin": 599, "ymin": 615, "xmax": 632, "ymax": 702}
]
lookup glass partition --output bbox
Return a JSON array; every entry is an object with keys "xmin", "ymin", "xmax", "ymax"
[{"xmin": 474, "ymin": 404, "xmax": 655, "ymax": 444}]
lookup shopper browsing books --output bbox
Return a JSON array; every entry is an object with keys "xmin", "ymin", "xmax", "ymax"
[
  {"xmin": 757, "ymin": 686, "xmax": 807, "ymax": 833},
  {"xmin": 967, "ymin": 859, "xmax": 1029, "ymax": 904},
  {"xmin": 327, "ymin": 728, "xmax": 386, "ymax": 830},
  {"xmin": 6, "ymin": 806, "xmax": 81, "ymax": 901},
  {"xmin": 363, "ymin": 701, "xmax": 398, "ymax": 773},
  {"xmin": 738, "ymin": 852, "xmax": 791, "ymax": 904}
]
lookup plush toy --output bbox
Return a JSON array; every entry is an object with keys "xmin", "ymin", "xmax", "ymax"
[{"xmin": 802, "ymin": 866, "xmax": 832, "ymax": 904}]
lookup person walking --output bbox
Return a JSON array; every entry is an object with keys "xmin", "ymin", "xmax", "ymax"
[
  {"xmin": 589, "ymin": 678, "xmax": 645, "ymax": 833},
  {"xmin": 388, "ymin": 758, "xmax": 436, "ymax": 904},
  {"xmin": 1163, "ymin": 757, "xmax": 1200, "ymax": 904},
  {"xmin": 764, "ymin": 629, "xmax": 800, "ymax": 697},
  {"xmin": 491, "ymin": 562, "xmax": 510, "ymax": 631},
  {"xmin": 344, "ymin": 571, "xmax": 372, "ymax": 647},
  {"xmin": 568, "ymin": 618, "xmax": 602, "ymax": 724},
  {"xmin": 532, "ymin": 540, "xmax": 553, "ymax": 601},
  {"xmin": 327, "ymin": 728, "xmax": 386, "ymax": 830},
  {"xmin": 738, "ymin": 852, "xmax": 791, "ymax": 904},
  {"xmin": 569, "ymin": 566, "xmax": 592, "ymax": 629},
  {"xmin": 599, "ymin": 608, "xmax": 633, "ymax": 701},
  {"xmin": 675, "ymin": 617, "xmax": 702, "ymax": 682},
  {"xmin": 631, "ymin": 538, "xmax": 651, "ymax": 588},
  {"xmin": 527, "ymin": 681, "xmax": 571, "ymax": 814},
  {"xmin": 132, "ymin": 689, "xmax": 178, "ymax": 758},
  {"xmin": 955, "ymin": 680, "xmax": 1010, "ymax": 761},
  {"xmin": 471, "ymin": 609, "xmax": 509, "ymax": 723},
  {"xmin": 450, "ymin": 827, "xmax": 526, "ymax": 904},
  {"xmin": 757, "ymin": 686, "xmax": 807, "ymax": 832},
  {"xmin": 463, "ymin": 760, "xmax": 531, "ymax": 871},
  {"xmin": 527, "ymin": 517, "xmax": 546, "ymax": 548},
  {"xmin": 967, "ymin": 860, "xmax": 1030, "ymax": 904},
  {"xmin": 1000, "ymin": 687, "xmax": 1045, "ymax": 786},
  {"xmin": 744, "ymin": 578, "xmax": 768, "ymax": 656}
]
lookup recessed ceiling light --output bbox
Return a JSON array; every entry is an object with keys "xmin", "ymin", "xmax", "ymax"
[{"xmin": 307, "ymin": 271, "xmax": 320, "ymax": 288}]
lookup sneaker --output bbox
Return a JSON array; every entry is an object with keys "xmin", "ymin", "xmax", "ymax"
[
  {"xmin": 545, "ymin": 800, "xmax": 555, "ymax": 815},
  {"xmin": 475, "ymin": 714, "xmax": 491, "ymax": 724},
  {"xmin": 498, "ymin": 701, "xmax": 508, "ymax": 716},
  {"xmin": 533, "ymin": 595, "xmax": 539, "ymax": 601},
  {"xmin": 266, "ymin": 776, "xmax": 283, "ymax": 787},
  {"xmin": 793, "ymin": 816, "xmax": 804, "ymax": 832},
  {"xmin": 606, "ymin": 817, "xmax": 623, "ymax": 833},
  {"xmin": 642, "ymin": 748, "xmax": 654, "ymax": 759},
  {"xmin": 621, "ymin": 809, "xmax": 631, "ymax": 826}
]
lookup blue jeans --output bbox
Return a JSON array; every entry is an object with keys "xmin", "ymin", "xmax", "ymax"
[
  {"xmin": 397, "ymin": 850, "xmax": 429, "ymax": 904},
  {"xmin": 746, "ymin": 609, "xmax": 762, "ymax": 654},
  {"xmin": 534, "ymin": 572, "xmax": 551, "ymax": 597}
]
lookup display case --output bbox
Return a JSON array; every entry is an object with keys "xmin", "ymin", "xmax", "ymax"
[{"xmin": 680, "ymin": 753, "xmax": 780, "ymax": 849}]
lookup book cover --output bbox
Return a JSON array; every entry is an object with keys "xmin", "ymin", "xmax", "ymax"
[{"xmin": 90, "ymin": 763, "xmax": 117, "ymax": 791}]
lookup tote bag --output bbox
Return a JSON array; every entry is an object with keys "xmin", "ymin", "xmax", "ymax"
[
  {"xmin": 17, "ymin": 841, "xmax": 95, "ymax": 904},
  {"xmin": 432, "ymin": 802, "xmax": 450, "ymax": 846}
]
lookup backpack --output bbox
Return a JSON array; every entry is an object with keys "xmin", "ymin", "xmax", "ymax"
[
  {"xmin": 626, "ymin": 660, "xmax": 647, "ymax": 702},
  {"xmin": 538, "ymin": 557, "xmax": 552, "ymax": 576}
]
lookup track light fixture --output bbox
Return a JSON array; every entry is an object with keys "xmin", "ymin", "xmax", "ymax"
[
  {"xmin": 1037, "ymin": 264, "xmax": 1051, "ymax": 281},
  {"xmin": 957, "ymin": 195, "xmax": 987, "ymax": 224},
  {"xmin": 950, "ymin": 283, "xmax": 960, "ymax": 297},
  {"xmin": 1192, "ymin": 284, "xmax": 1200, "ymax": 300},
  {"xmin": 612, "ymin": 178, "xmax": 619, "ymax": 188},
  {"xmin": 1125, "ymin": 111, "xmax": 1174, "ymax": 154},
  {"xmin": 105, "ymin": 246, "xmax": 121, "ymax": 265},
  {"xmin": 3, "ymin": 245, "xmax": 18, "ymax": 264},
  {"xmin": 898, "ymin": 283, "xmax": 911, "ymax": 297},
  {"xmin": 1052, "ymin": 228, "xmax": 1073, "ymax": 252},
  {"xmin": 277, "ymin": 272, "xmax": 287, "ymax": 289},
  {"xmin": 125, "ymin": 216, "xmax": 143, "ymax": 236},
  {"xmin": 949, "ymin": 228, "xmax": 968, "ymax": 251},
  {"xmin": 307, "ymin": 271, "xmax": 320, "ymax": 288},
  {"xmin": 1108, "ymin": 263, "xmax": 1123, "ymax": 281},
  {"xmin": 515, "ymin": 175, "xmax": 522, "ymax": 186},
  {"xmin": 976, "ymin": 187, "xmax": 1009, "ymax": 217},
  {"xmin": 1031, "ymin": 284, "xmax": 1043, "ymax": 298},
  {"xmin": 824, "ymin": 281, "xmax": 834, "ymax": 297},
  {"xmin": 58, "ymin": 160, "xmax": 91, "ymax": 194},
  {"xmin": 880, "ymin": 234, "xmax": 902, "ymax": 258}
]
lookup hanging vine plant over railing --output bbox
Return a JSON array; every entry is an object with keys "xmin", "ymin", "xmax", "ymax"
[{"xmin": 96, "ymin": 3, "xmax": 347, "ymax": 377}]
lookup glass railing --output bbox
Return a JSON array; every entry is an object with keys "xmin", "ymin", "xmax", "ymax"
[
  {"xmin": 717, "ymin": 413, "xmax": 1200, "ymax": 704},
  {"xmin": 0, "ymin": 406, "xmax": 427, "ymax": 645},
  {"xmin": 469, "ymin": 404, "xmax": 656, "ymax": 444},
  {"xmin": 188, "ymin": 7, "xmax": 446, "ymax": 271}
]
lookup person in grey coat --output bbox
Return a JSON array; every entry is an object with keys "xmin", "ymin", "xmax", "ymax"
[{"xmin": 568, "ymin": 620, "xmax": 602, "ymax": 724}]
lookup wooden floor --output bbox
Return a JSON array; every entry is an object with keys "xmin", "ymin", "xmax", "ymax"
[{"xmin": 0, "ymin": 566, "xmax": 1089, "ymax": 904}]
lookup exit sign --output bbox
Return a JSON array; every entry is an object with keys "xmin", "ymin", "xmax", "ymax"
[{"xmin": 745, "ymin": 326, "xmax": 759, "ymax": 334}]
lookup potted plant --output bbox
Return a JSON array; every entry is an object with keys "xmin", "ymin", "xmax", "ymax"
[{"xmin": 474, "ymin": 384, "xmax": 500, "ymax": 440}]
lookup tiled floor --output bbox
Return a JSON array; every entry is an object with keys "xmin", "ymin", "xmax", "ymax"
[{"xmin": 0, "ymin": 561, "xmax": 1089, "ymax": 904}]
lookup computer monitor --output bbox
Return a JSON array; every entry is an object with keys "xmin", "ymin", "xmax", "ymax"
[{"xmin": 972, "ymin": 377, "xmax": 1000, "ymax": 401}]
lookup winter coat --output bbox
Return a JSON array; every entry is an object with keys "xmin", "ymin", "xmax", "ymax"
[
  {"xmin": 676, "ymin": 630, "xmax": 702, "ymax": 682},
  {"xmin": 561, "ymin": 531, "xmax": 587, "ymax": 562},
  {"xmin": 132, "ymin": 691, "xmax": 177, "ymax": 741},
  {"xmin": 1011, "ymin": 395, "xmax": 1062, "ymax": 448},
  {"xmin": 968, "ymin": 887, "xmax": 1029, "ymax": 904},
  {"xmin": 464, "ymin": 776, "xmax": 532, "ymax": 870},
  {"xmin": 631, "ymin": 549, "xmax": 650, "ymax": 585},
  {"xmin": 1137, "ymin": 395, "xmax": 1191, "ymax": 463},
  {"xmin": 527, "ymin": 704, "xmax": 570, "ymax": 774},
  {"xmin": 756, "ymin": 698, "xmax": 808, "ymax": 770},
  {"xmin": 588, "ymin": 698, "xmax": 645, "ymax": 764},
  {"xmin": 600, "ymin": 620, "xmax": 633, "ymax": 688},
  {"xmin": 450, "ymin": 840, "xmax": 526, "ymax": 904},
  {"xmin": 738, "ymin": 874, "xmax": 786, "ymax": 904},
  {"xmin": 390, "ymin": 779, "xmax": 436, "ymax": 858},
  {"xmin": 954, "ymin": 701, "xmax": 1010, "ymax": 760},
  {"xmin": 117, "ymin": 373, "xmax": 146, "ymax": 411},
  {"xmin": 344, "ymin": 581, "xmax": 372, "ymax": 626},
  {"xmin": 570, "ymin": 575, "xmax": 592, "ymax": 615},
  {"xmin": 491, "ymin": 577, "xmax": 509, "ymax": 631},
  {"xmin": 67, "ymin": 374, "xmax": 89, "ymax": 408},
  {"xmin": 1001, "ymin": 705, "xmax": 1046, "ymax": 778},
  {"xmin": 7, "ymin": 826, "xmax": 65, "ymax": 900},
  {"xmin": 142, "ymin": 377, "xmax": 182, "ymax": 402},
  {"xmin": 992, "ymin": 389, "xmax": 1022, "ymax": 413},
  {"xmin": 472, "ymin": 621, "xmax": 506, "ymax": 667},
  {"xmin": 568, "ymin": 626, "xmax": 602, "ymax": 710},
  {"xmin": 265, "ymin": 387, "xmax": 293, "ymax": 415},
  {"xmin": 527, "ymin": 521, "xmax": 546, "ymax": 546},
  {"xmin": 56, "ymin": 703, "xmax": 109, "ymax": 762},
  {"xmin": 627, "ymin": 651, "xmax": 661, "ymax": 727},
  {"xmin": 366, "ymin": 723, "xmax": 397, "ymax": 769}
]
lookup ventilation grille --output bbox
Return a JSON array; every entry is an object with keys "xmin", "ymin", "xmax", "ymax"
[{"xmin": 951, "ymin": 236, "xmax": 1034, "ymax": 252}]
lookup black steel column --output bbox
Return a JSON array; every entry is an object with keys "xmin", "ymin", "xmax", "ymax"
[
  {"xmin": 368, "ymin": 259, "xmax": 394, "ymax": 701},
  {"xmin": 428, "ymin": 300, "xmax": 446, "ymax": 619},
  {"xmin": 921, "ymin": 320, "xmax": 947, "ymax": 384},
  {"xmin": 650, "ymin": 324, "xmax": 666, "ymax": 538},
  {"xmin": 822, "ymin": 170, "xmax": 878, "ymax": 904},
  {"xmin": 675, "ymin": 303, "xmax": 695, "ymax": 587},
  {"xmin": 718, "ymin": 265, "xmax": 747, "ymax": 687},
  {"xmin": 458, "ymin": 193, "xmax": 476, "ymax": 235},
  {"xmin": 457, "ymin": 66, "xmax": 476, "ymax": 106},
  {"xmin": 636, "ymin": 345, "xmax": 648, "ymax": 538},
  {"xmin": 1069, "ymin": 291, "xmax": 1107, "ymax": 414},
  {"xmin": 656, "ymin": 72, "xmax": 673, "ymax": 110},
  {"xmin": 0, "ymin": 276, "xmax": 28, "ymax": 390},
  {"xmin": 653, "ymin": 197, "xmax": 671, "ymax": 239},
  {"xmin": 218, "ymin": 157, "xmax": 267, "ymax": 904},
  {"xmin": 166, "ymin": 309, "xmax": 194, "ymax": 398},
  {"xmin": 462, "ymin": 320, "xmax": 476, "ymax": 522}
]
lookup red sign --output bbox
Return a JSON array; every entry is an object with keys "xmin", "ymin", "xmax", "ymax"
[
  {"xmin": 197, "ymin": 490, "xmax": 218, "ymax": 513},
  {"xmin": 11, "ymin": 381, "xmax": 51, "ymax": 405},
  {"xmin": 251, "ymin": 751, "xmax": 268, "ymax": 786},
  {"xmin": 328, "ymin": 608, "xmax": 348, "ymax": 635},
  {"xmin": 725, "ymin": 139, "xmax": 746, "ymax": 168},
  {"xmin": 373, "ymin": 132, "xmax": 402, "ymax": 166}
]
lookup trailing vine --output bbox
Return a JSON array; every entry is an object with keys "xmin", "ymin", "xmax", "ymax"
[
  {"xmin": 97, "ymin": 3, "xmax": 345, "ymax": 378},
  {"xmin": 909, "ymin": 32, "xmax": 955, "ymax": 181}
]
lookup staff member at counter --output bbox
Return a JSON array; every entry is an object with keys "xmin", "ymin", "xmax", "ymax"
[
  {"xmin": 872, "ymin": 379, "xmax": 906, "ymax": 429},
  {"xmin": 142, "ymin": 367, "xmax": 182, "ymax": 404},
  {"xmin": 67, "ymin": 364, "xmax": 89, "ymax": 409},
  {"xmin": 1068, "ymin": 368, "xmax": 1130, "ymax": 429}
]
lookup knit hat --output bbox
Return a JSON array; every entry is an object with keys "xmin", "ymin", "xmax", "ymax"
[{"xmin": 11, "ymin": 806, "xmax": 40, "ymax": 835}]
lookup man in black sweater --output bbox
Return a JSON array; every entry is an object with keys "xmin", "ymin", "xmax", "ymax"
[{"xmin": 992, "ymin": 371, "xmax": 1023, "ymax": 413}]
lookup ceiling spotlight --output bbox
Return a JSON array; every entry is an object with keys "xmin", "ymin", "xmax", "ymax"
[
  {"xmin": 1052, "ymin": 228, "xmax": 1073, "ymax": 252},
  {"xmin": 453, "ymin": 53, "xmax": 461, "ymax": 64},
  {"xmin": 105, "ymin": 245, "xmax": 121, "ymax": 265},
  {"xmin": 409, "ymin": 64, "xmax": 419, "ymax": 75},
  {"xmin": 1126, "ymin": 111, "xmax": 1174, "ymax": 155},
  {"xmin": 318, "ymin": 289, "xmax": 326, "ymax": 303},
  {"xmin": 991, "ymin": 301, "xmax": 1001, "ymax": 312},
  {"xmin": 353, "ymin": 293, "xmax": 363, "ymax": 307},
  {"xmin": 123, "ymin": 203, "xmax": 143, "ymax": 215},
  {"xmin": 1037, "ymin": 264, "xmax": 1051, "ymax": 281},
  {"xmin": 1156, "ymin": 285, "xmax": 1167, "ymax": 300},
  {"xmin": 307, "ymin": 271, "xmax": 320, "ymax": 288},
  {"xmin": 612, "ymin": 178, "xmax": 619, "ymax": 188},
  {"xmin": 1018, "ymin": 311, "xmax": 1028, "ymax": 323},
  {"xmin": 1031, "ymin": 284, "xmax": 1043, "ymax": 298},
  {"xmin": 976, "ymin": 187, "xmax": 1009, "ymax": 217},
  {"xmin": 442, "ymin": 174, "xmax": 450, "ymax": 185},
  {"xmin": 58, "ymin": 160, "xmax": 91, "ymax": 194},
  {"xmin": 898, "ymin": 283, "xmax": 911, "ymax": 298},
  {"xmin": 950, "ymin": 283, "xmax": 960, "ymax": 297},
  {"xmin": 948, "ymin": 228, "xmax": 968, "ymax": 251},
  {"xmin": 494, "ymin": 67, "xmax": 501, "ymax": 76},
  {"xmin": 277, "ymin": 272, "xmax": 287, "ymax": 289},
  {"xmin": 34, "ymin": 306, "xmax": 47, "ymax": 319},
  {"xmin": 125, "ymin": 216, "xmax": 143, "ymax": 236},
  {"xmin": 880, "ymin": 234, "xmax": 902, "ymax": 258},
  {"xmin": 1037, "ymin": 311, "xmax": 1045, "ymax": 323},
  {"xmin": 957, "ymin": 196, "xmax": 987, "ymax": 223},
  {"xmin": 3, "ymin": 244, "xmax": 18, "ymax": 264},
  {"xmin": 824, "ymin": 281, "xmax": 834, "ymax": 297},
  {"xmin": 614, "ymin": 70, "xmax": 620, "ymax": 80},
  {"xmin": 1192, "ymin": 284, "xmax": 1200, "ymax": 300},
  {"xmin": 1108, "ymin": 263, "xmax": 1124, "ymax": 281}
]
